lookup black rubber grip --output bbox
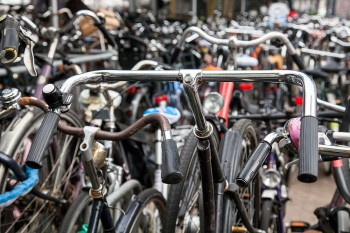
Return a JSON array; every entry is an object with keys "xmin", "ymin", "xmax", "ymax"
[
  {"xmin": 95, "ymin": 22, "xmax": 116, "ymax": 48},
  {"xmin": 161, "ymin": 139, "xmax": 183, "ymax": 184},
  {"xmin": 298, "ymin": 116, "xmax": 318, "ymax": 183},
  {"xmin": 0, "ymin": 16, "xmax": 19, "ymax": 63},
  {"xmin": 291, "ymin": 54, "xmax": 305, "ymax": 70},
  {"xmin": 26, "ymin": 112, "xmax": 60, "ymax": 169},
  {"xmin": 236, "ymin": 141, "xmax": 271, "ymax": 188},
  {"xmin": 170, "ymin": 47, "xmax": 181, "ymax": 64}
]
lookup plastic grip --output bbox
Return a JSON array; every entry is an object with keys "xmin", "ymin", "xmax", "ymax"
[
  {"xmin": 298, "ymin": 116, "xmax": 318, "ymax": 183},
  {"xmin": 170, "ymin": 47, "xmax": 181, "ymax": 64},
  {"xmin": 291, "ymin": 54, "xmax": 305, "ymax": 70},
  {"xmin": 161, "ymin": 139, "xmax": 183, "ymax": 184},
  {"xmin": 25, "ymin": 112, "xmax": 60, "ymax": 169},
  {"xmin": 0, "ymin": 16, "xmax": 19, "ymax": 63},
  {"xmin": 236, "ymin": 141, "xmax": 271, "ymax": 188},
  {"xmin": 95, "ymin": 22, "xmax": 116, "ymax": 48}
]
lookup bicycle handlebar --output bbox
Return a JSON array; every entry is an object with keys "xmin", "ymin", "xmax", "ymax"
[
  {"xmin": 331, "ymin": 36, "xmax": 350, "ymax": 48},
  {"xmin": 84, "ymin": 59, "xmax": 172, "ymax": 89},
  {"xmin": 60, "ymin": 10, "xmax": 117, "ymax": 48},
  {"xmin": 0, "ymin": 15, "xmax": 37, "ymax": 76},
  {"xmin": 25, "ymin": 111, "xmax": 60, "ymax": 168},
  {"xmin": 23, "ymin": 96, "xmax": 182, "ymax": 184},
  {"xmin": 301, "ymin": 48, "xmax": 346, "ymax": 59},
  {"xmin": 236, "ymin": 132, "xmax": 283, "ymax": 187},
  {"xmin": 170, "ymin": 26, "xmax": 304, "ymax": 69},
  {"xmin": 54, "ymin": 69, "xmax": 317, "ymax": 183},
  {"xmin": 298, "ymin": 116, "xmax": 319, "ymax": 182},
  {"xmin": 237, "ymin": 124, "xmax": 350, "ymax": 187},
  {"xmin": 19, "ymin": 96, "xmax": 172, "ymax": 140},
  {"xmin": 0, "ymin": 15, "xmax": 19, "ymax": 64}
]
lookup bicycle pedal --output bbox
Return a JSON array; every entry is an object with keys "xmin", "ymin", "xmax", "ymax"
[
  {"xmin": 232, "ymin": 226, "xmax": 247, "ymax": 233},
  {"xmin": 288, "ymin": 221, "xmax": 310, "ymax": 232}
]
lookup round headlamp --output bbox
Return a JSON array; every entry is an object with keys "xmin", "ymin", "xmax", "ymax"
[
  {"xmin": 203, "ymin": 92, "xmax": 224, "ymax": 114},
  {"xmin": 261, "ymin": 169, "xmax": 281, "ymax": 188}
]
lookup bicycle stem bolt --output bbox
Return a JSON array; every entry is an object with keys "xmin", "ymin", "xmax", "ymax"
[{"xmin": 184, "ymin": 74, "xmax": 193, "ymax": 84}]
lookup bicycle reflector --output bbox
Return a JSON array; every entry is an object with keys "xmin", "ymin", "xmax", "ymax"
[
  {"xmin": 295, "ymin": 96, "xmax": 303, "ymax": 106},
  {"xmin": 203, "ymin": 92, "xmax": 224, "ymax": 114},
  {"xmin": 239, "ymin": 83, "xmax": 254, "ymax": 91}
]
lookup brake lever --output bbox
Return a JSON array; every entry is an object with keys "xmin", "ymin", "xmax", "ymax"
[{"xmin": 19, "ymin": 27, "xmax": 37, "ymax": 77}]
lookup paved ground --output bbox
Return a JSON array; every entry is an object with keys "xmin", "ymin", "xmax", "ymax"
[{"xmin": 284, "ymin": 164, "xmax": 336, "ymax": 226}]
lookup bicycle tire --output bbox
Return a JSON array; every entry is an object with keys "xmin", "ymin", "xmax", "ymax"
[
  {"xmin": 0, "ymin": 110, "xmax": 83, "ymax": 233},
  {"xmin": 163, "ymin": 131, "xmax": 198, "ymax": 233},
  {"xmin": 59, "ymin": 179, "xmax": 142, "ymax": 233},
  {"xmin": 59, "ymin": 191, "xmax": 91, "ymax": 233},
  {"xmin": 260, "ymin": 199, "xmax": 282, "ymax": 233},
  {"xmin": 115, "ymin": 188, "xmax": 166, "ymax": 233},
  {"xmin": 221, "ymin": 119, "xmax": 260, "ymax": 232}
]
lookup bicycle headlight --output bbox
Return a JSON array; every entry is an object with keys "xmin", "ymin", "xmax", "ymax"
[
  {"xmin": 203, "ymin": 92, "xmax": 224, "ymax": 114},
  {"xmin": 261, "ymin": 169, "xmax": 281, "ymax": 188}
]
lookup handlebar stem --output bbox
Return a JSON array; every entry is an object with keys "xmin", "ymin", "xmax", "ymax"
[
  {"xmin": 80, "ymin": 127, "xmax": 101, "ymax": 190},
  {"xmin": 182, "ymin": 70, "xmax": 210, "ymax": 134}
]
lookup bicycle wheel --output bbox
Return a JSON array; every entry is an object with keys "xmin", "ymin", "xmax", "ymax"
[
  {"xmin": 59, "ymin": 179, "xmax": 142, "ymax": 233},
  {"xmin": 0, "ymin": 110, "xmax": 83, "ymax": 233},
  {"xmin": 260, "ymin": 199, "xmax": 282, "ymax": 233},
  {"xmin": 163, "ymin": 131, "xmax": 199, "ymax": 233},
  {"xmin": 115, "ymin": 188, "xmax": 166, "ymax": 233},
  {"xmin": 59, "ymin": 191, "xmax": 92, "ymax": 233},
  {"xmin": 221, "ymin": 119, "xmax": 260, "ymax": 232},
  {"xmin": 164, "ymin": 125, "xmax": 219, "ymax": 233}
]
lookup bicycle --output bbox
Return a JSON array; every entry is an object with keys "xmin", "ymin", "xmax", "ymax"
[
  {"xmin": 0, "ymin": 13, "xmax": 119, "ymax": 232},
  {"xmin": 23, "ymin": 68, "xmax": 318, "ymax": 233}
]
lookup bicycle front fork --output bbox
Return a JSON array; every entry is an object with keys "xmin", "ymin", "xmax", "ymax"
[{"xmin": 182, "ymin": 71, "xmax": 225, "ymax": 233}]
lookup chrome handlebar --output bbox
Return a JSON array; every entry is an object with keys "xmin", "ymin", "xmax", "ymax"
[
  {"xmin": 176, "ymin": 26, "xmax": 297, "ymax": 55},
  {"xmin": 60, "ymin": 69, "xmax": 317, "ymax": 117}
]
